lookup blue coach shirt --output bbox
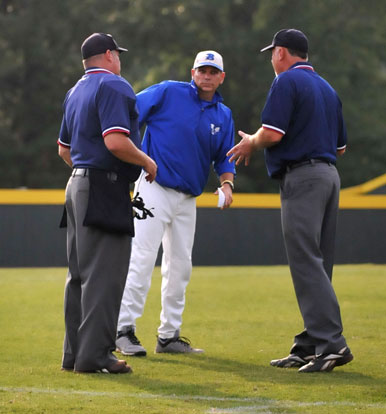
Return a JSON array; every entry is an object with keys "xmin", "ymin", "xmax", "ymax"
[
  {"xmin": 58, "ymin": 67, "xmax": 141, "ymax": 177},
  {"xmin": 261, "ymin": 62, "xmax": 347, "ymax": 178},
  {"xmin": 137, "ymin": 80, "xmax": 236, "ymax": 196}
]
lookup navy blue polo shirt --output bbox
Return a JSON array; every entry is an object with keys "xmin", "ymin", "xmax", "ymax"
[
  {"xmin": 261, "ymin": 62, "xmax": 347, "ymax": 177},
  {"xmin": 58, "ymin": 67, "xmax": 141, "ymax": 176}
]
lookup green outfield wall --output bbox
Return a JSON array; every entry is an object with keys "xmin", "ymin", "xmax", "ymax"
[{"xmin": 1, "ymin": 176, "xmax": 385, "ymax": 267}]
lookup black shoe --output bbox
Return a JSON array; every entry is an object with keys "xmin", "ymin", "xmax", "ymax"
[
  {"xmin": 75, "ymin": 360, "xmax": 133, "ymax": 374},
  {"xmin": 104, "ymin": 360, "xmax": 133, "ymax": 374},
  {"xmin": 270, "ymin": 353, "xmax": 314, "ymax": 368},
  {"xmin": 298, "ymin": 347, "xmax": 353, "ymax": 373}
]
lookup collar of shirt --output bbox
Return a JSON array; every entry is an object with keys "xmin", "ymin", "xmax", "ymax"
[
  {"xmin": 84, "ymin": 67, "xmax": 114, "ymax": 75},
  {"xmin": 189, "ymin": 80, "xmax": 224, "ymax": 106},
  {"xmin": 289, "ymin": 62, "xmax": 315, "ymax": 71}
]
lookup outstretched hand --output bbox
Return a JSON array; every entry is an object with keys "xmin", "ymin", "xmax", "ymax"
[{"xmin": 227, "ymin": 130, "xmax": 254, "ymax": 166}]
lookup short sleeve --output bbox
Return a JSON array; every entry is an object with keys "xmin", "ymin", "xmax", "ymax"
[
  {"xmin": 97, "ymin": 79, "xmax": 134, "ymax": 138},
  {"xmin": 58, "ymin": 115, "xmax": 71, "ymax": 147},
  {"xmin": 261, "ymin": 75, "xmax": 295, "ymax": 135}
]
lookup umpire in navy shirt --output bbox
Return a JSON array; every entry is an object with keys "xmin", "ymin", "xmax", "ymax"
[
  {"xmin": 57, "ymin": 33, "xmax": 157, "ymax": 374},
  {"xmin": 228, "ymin": 29, "xmax": 353, "ymax": 372}
]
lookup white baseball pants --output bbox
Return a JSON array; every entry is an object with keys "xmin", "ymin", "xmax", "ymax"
[{"xmin": 117, "ymin": 176, "xmax": 197, "ymax": 338}]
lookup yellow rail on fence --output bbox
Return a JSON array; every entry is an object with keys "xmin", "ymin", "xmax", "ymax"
[{"xmin": 1, "ymin": 187, "xmax": 386, "ymax": 209}]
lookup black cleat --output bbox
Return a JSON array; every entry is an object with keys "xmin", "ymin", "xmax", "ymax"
[
  {"xmin": 298, "ymin": 347, "xmax": 353, "ymax": 373},
  {"xmin": 270, "ymin": 353, "xmax": 314, "ymax": 368}
]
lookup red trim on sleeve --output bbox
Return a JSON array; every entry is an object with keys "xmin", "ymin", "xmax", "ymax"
[
  {"xmin": 262, "ymin": 125, "xmax": 285, "ymax": 135},
  {"xmin": 57, "ymin": 139, "xmax": 70, "ymax": 148},
  {"xmin": 102, "ymin": 128, "xmax": 131, "ymax": 138}
]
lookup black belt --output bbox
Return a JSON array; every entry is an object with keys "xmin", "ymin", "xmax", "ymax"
[
  {"xmin": 285, "ymin": 158, "xmax": 334, "ymax": 173},
  {"xmin": 72, "ymin": 168, "xmax": 89, "ymax": 177},
  {"xmin": 72, "ymin": 168, "xmax": 118, "ymax": 182}
]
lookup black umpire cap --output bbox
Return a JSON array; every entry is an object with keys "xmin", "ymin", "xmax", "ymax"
[
  {"xmin": 81, "ymin": 33, "xmax": 128, "ymax": 59},
  {"xmin": 260, "ymin": 29, "xmax": 308, "ymax": 53}
]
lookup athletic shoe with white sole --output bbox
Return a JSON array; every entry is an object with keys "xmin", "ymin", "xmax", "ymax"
[
  {"xmin": 270, "ymin": 353, "xmax": 314, "ymax": 368},
  {"xmin": 298, "ymin": 347, "xmax": 353, "ymax": 373},
  {"xmin": 116, "ymin": 326, "xmax": 147, "ymax": 356},
  {"xmin": 155, "ymin": 331, "xmax": 204, "ymax": 354}
]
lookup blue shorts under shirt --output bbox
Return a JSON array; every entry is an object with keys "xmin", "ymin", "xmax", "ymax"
[
  {"xmin": 58, "ymin": 67, "xmax": 141, "ymax": 177},
  {"xmin": 261, "ymin": 62, "xmax": 347, "ymax": 178},
  {"xmin": 137, "ymin": 80, "xmax": 236, "ymax": 196}
]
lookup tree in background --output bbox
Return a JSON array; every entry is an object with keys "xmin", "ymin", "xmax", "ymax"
[{"xmin": 0, "ymin": 0, "xmax": 385, "ymax": 191}]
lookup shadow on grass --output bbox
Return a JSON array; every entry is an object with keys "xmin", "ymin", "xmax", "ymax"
[
  {"xmin": 146, "ymin": 353, "xmax": 380, "ymax": 384},
  {"xmin": 91, "ymin": 352, "xmax": 385, "ymax": 401}
]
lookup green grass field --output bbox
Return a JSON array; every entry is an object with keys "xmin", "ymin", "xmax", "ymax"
[{"xmin": 1, "ymin": 265, "xmax": 386, "ymax": 413}]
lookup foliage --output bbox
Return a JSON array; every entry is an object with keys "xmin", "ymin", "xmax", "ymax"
[
  {"xmin": 0, "ymin": 0, "xmax": 385, "ymax": 191},
  {"xmin": 1, "ymin": 265, "xmax": 386, "ymax": 413}
]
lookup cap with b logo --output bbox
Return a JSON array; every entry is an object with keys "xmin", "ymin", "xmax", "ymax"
[
  {"xmin": 81, "ymin": 33, "xmax": 128, "ymax": 59},
  {"xmin": 193, "ymin": 50, "xmax": 224, "ymax": 71}
]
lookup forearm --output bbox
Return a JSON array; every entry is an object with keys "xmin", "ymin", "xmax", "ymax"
[
  {"xmin": 104, "ymin": 132, "xmax": 157, "ymax": 182},
  {"xmin": 219, "ymin": 172, "xmax": 234, "ymax": 188},
  {"xmin": 249, "ymin": 127, "xmax": 283, "ymax": 150},
  {"xmin": 58, "ymin": 145, "xmax": 73, "ymax": 168},
  {"xmin": 104, "ymin": 133, "xmax": 150, "ymax": 167}
]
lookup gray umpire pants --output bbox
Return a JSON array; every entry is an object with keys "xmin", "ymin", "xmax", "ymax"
[
  {"xmin": 62, "ymin": 173, "xmax": 132, "ymax": 371},
  {"xmin": 279, "ymin": 161, "xmax": 348, "ymax": 356}
]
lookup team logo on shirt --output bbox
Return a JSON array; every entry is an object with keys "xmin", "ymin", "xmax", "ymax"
[{"xmin": 211, "ymin": 123, "xmax": 220, "ymax": 135}]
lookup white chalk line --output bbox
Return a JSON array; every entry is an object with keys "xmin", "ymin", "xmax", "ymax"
[
  {"xmin": 206, "ymin": 399, "xmax": 386, "ymax": 413},
  {"xmin": 0, "ymin": 387, "xmax": 264, "ymax": 401},
  {"xmin": 1, "ymin": 386, "xmax": 385, "ymax": 412}
]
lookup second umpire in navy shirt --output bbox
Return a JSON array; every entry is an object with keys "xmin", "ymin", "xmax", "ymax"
[
  {"xmin": 58, "ymin": 33, "xmax": 157, "ymax": 374},
  {"xmin": 228, "ymin": 29, "xmax": 353, "ymax": 372}
]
